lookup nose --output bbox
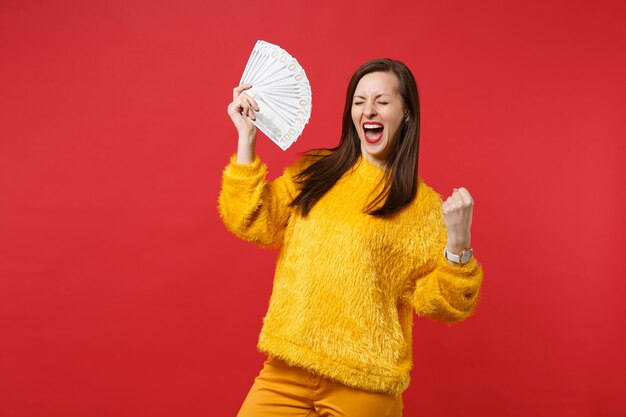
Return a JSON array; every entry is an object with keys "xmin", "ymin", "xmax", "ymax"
[{"xmin": 364, "ymin": 101, "xmax": 377, "ymax": 118}]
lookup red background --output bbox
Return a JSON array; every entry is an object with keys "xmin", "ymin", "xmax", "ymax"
[{"xmin": 1, "ymin": 1, "xmax": 625, "ymax": 416}]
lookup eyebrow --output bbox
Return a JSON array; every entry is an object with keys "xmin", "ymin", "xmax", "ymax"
[{"xmin": 353, "ymin": 94, "xmax": 392, "ymax": 99}]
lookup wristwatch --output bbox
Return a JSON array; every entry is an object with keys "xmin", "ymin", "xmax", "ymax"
[{"xmin": 444, "ymin": 247, "xmax": 473, "ymax": 265}]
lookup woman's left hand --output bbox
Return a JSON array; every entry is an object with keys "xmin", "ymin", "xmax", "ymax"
[{"xmin": 442, "ymin": 187, "xmax": 474, "ymax": 254}]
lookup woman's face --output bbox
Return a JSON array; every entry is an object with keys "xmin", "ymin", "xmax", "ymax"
[{"xmin": 351, "ymin": 71, "xmax": 406, "ymax": 168}]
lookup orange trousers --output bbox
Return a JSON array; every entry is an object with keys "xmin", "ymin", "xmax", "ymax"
[{"xmin": 236, "ymin": 356, "xmax": 403, "ymax": 417}]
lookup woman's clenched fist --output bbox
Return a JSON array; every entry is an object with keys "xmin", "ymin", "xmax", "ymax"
[{"xmin": 442, "ymin": 187, "xmax": 474, "ymax": 254}]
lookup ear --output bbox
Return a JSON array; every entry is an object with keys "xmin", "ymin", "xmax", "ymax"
[{"xmin": 404, "ymin": 111, "xmax": 409, "ymax": 122}]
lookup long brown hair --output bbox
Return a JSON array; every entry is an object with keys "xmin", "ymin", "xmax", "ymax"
[{"xmin": 291, "ymin": 58, "xmax": 421, "ymax": 217}]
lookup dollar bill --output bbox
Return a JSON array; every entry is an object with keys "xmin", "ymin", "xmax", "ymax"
[{"xmin": 238, "ymin": 40, "xmax": 312, "ymax": 150}]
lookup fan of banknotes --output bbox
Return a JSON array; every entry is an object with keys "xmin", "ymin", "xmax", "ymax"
[{"xmin": 239, "ymin": 40, "xmax": 312, "ymax": 151}]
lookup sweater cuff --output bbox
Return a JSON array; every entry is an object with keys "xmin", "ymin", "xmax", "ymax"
[
  {"xmin": 223, "ymin": 154, "xmax": 266, "ymax": 180},
  {"xmin": 437, "ymin": 255, "xmax": 480, "ymax": 277}
]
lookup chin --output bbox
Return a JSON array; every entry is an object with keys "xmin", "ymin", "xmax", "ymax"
[{"xmin": 363, "ymin": 139, "xmax": 387, "ymax": 154}]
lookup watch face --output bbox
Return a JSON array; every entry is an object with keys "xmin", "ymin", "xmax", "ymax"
[{"xmin": 462, "ymin": 248, "xmax": 473, "ymax": 262}]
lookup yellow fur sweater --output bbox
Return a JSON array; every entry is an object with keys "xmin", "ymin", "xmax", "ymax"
[{"xmin": 218, "ymin": 153, "xmax": 483, "ymax": 395}]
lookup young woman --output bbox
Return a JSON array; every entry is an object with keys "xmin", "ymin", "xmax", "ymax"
[{"xmin": 219, "ymin": 58, "xmax": 484, "ymax": 417}]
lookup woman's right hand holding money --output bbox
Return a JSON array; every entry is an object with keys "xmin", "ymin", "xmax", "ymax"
[{"xmin": 228, "ymin": 84, "xmax": 259, "ymax": 164}]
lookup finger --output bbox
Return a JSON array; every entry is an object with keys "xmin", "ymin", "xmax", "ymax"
[
  {"xmin": 240, "ymin": 97, "xmax": 258, "ymax": 119},
  {"xmin": 452, "ymin": 187, "xmax": 473, "ymax": 206},
  {"xmin": 241, "ymin": 103, "xmax": 250, "ymax": 117},
  {"xmin": 243, "ymin": 104, "xmax": 256, "ymax": 120},
  {"xmin": 447, "ymin": 192, "xmax": 462, "ymax": 207},
  {"xmin": 227, "ymin": 101, "xmax": 244, "ymax": 117},
  {"xmin": 248, "ymin": 96, "xmax": 260, "ymax": 112},
  {"xmin": 232, "ymin": 98, "xmax": 249, "ymax": 117},
  {"xmin": 233, "ymin": 83, "xmax": 252, "ymax": 100},
  {"xmin": 233, "ymin": 97, "xmax": 249, "ymax": 113},
  {"xmin": 442, "ymin": 202, "xmax": 456, "ymax": 215},
  {"xmin": 229, "ymin": 91, "xmax": 252, "ymax": 114},
  {"xmin": 452, "ymin": 191, "xmax": 466, "ymax": 206},
  {"xmin": 442, "ymin": 198, "xmax": 456, "ymax": 214},
  {"xmin": 449, "ymin": 188, "xmax": 468, "ymax": 206},
  {"xmin": 240, "ymin": 94, "xmax": 256, "ymax": 111},
  {"xmin": 456, "ymin": 187, "xmax": 474, "ymax": 206}
]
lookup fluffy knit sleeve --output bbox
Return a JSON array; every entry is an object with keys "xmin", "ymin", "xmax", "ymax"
[
  {"xmin": 411, "ymin": 189, "xmax": 484, "ymax": 323},
  {"xmin": 217, "ymin": 154, "xmax": 300, "ymax": 249}
]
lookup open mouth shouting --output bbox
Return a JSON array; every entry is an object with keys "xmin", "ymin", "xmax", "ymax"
[{"xmin": 363, "ymin": 122, "xmax": 384, "ymax": 144}]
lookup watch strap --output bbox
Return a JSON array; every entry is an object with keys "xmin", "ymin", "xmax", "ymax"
[{"xmin": 444, "ymin": 247, "xmax": 473, "ymax": 265}]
